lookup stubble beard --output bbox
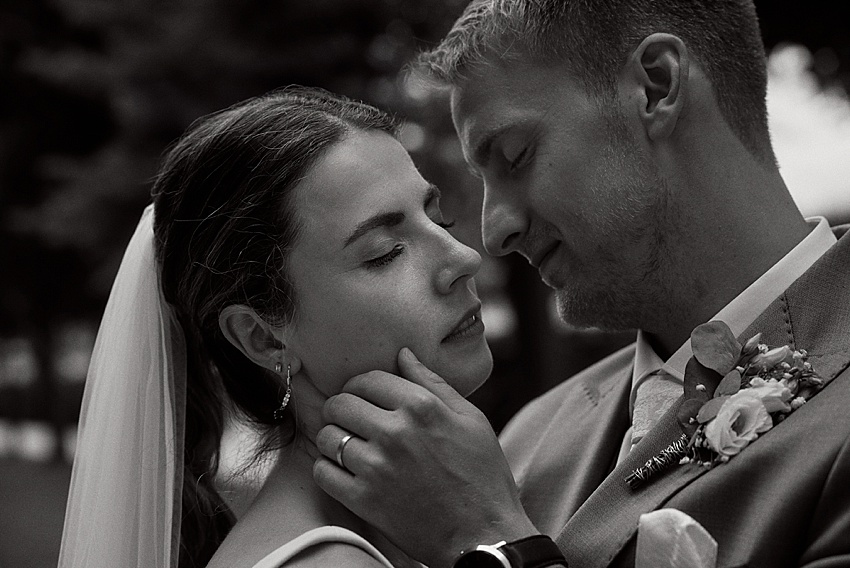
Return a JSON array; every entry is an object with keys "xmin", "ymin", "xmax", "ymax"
[{"xmin": 552, "ymin": 119, "xmax": 676, "ymax": 332}]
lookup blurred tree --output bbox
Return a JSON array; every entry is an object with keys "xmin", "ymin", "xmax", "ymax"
[
  {"xmin": 757, "ymin": 0, "xmax": 850, "ymax": 93},
  {"xmin": 1, "ymin": 0, "xmax": 116, "ymax": 457},
  {"xmin": 0, "ymin": 0, "xmax": 497, "ymax": 439},
  {"xmin": 1, "ymin": 0, "xmax": 848, "ymax": 441}
]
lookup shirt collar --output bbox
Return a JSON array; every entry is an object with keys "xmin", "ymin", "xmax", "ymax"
[{"xmin": 633, "ymin": 216, "xmax": 837, "ymax": 387}]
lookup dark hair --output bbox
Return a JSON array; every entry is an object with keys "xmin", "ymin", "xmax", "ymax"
[
  {"xmin": 151, "ymin": 86, "xmax": 398, "ymax": 567},
  {"xmin": 416, "ymin": 0, "xmax": 775, "ymax": 165}
]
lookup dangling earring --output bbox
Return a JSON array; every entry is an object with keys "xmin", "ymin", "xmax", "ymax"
[{"xmin": 273, "ymin": 363, "xmax": 292, "ymax": 422}]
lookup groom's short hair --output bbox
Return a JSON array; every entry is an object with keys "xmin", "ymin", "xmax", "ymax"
[{"xmin": 416, "ymin": 0, "xmax": 774, "ymax": 165}]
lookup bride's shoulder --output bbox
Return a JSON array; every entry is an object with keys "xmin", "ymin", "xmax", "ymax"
[
  {"xmin": 277, "ymin": 539, "xmax": 391, "ymax": 568},
  {"xmin": 247, "ymin": 526, "xmax": 393, "ymax": 568}
]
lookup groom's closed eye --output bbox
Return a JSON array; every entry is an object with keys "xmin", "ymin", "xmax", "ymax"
[
  {"xmin": 469, "ymin": 124, "xmax": 511, "ymax": 171},
  {"xmin": 424, "ymin": 184, "xmax": 455, "ymax": 229}
]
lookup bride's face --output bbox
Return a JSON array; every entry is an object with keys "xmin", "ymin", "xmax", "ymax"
[{"xmin": 284, "ymin": 129, "xmax": 493, "ymax": 397}]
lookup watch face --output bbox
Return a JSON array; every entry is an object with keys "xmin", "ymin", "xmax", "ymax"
[{"xmin": 454, "ymin": 550, "xmax": 510, "ymax": 568}]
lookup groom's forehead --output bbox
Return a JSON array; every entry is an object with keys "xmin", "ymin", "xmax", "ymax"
[
  {"xmin": 450, "ymin": 72, "xmax": 554, "ymax": 161},
  {"xmin": 450, "ymin": 99, "xmax": 492, "ymax": 169},
  {"xmin": 449, "ymin": 77, "xmax": 512, "ymax": 150},
  {"xmin": 449, "ymin": 60, "xmax": 574, "ymax": 125}
]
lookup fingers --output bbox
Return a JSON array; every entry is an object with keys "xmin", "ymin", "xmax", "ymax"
[
  {"xmin": 315, "ymin": 424, "xmax": 367, "ymax": 473},
  {"xmin": 313, "ymin": 455, "xmax": 359, "ymax": 506},
  {"xmin": 341, "ymin": 370, "xmax": 423, "ymax": 410},
  {"xmin": 327, "ymin": 350, "xmax": 472, "ymax": 440},
  {"xmin": 315, "ymin": 423, "xmax": 388, "ymax": 482},
  {"xmin": 337, "ymin": 350, "xmax": 463, "ymax": 414},
  {"xmin": 397, "ymin": 347, "xmax": 468, "ymax": 412},
  {"xmin": 323, "ymin": 391, "xmax": 395, "ymax": 439}
]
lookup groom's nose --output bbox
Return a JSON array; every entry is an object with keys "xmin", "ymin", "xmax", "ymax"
[{"xmin": 481, "ymin": 184, "xmax": 525, "ymax": 257}]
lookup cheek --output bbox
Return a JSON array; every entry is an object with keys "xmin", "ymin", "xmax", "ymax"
[
  {"xmin": 532, "ymin": 161, "xmax": 595, "ymax": 231},
  {"xmin": 294, "ymin": 282, "xmax": 434, "ymax": 393}
]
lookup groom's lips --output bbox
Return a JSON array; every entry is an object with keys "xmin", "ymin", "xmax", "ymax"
[{"xmin": 531, "ymin": 242, "xmax": 559, "ymax": 271}]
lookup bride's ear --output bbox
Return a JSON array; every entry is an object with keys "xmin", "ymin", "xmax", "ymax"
[{"xmin": 218, "ymin": 305, "xmax": 300, "ymax": 373}]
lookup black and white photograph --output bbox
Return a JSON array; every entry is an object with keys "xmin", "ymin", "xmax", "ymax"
[{"xmin": 1, "ymin": 1, "xmax": 849, "ymax": 567}]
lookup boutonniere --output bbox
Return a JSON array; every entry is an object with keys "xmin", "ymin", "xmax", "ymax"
[{"xmin": 627, "ymin": 321, "xmax": 823, "ymax": 489}]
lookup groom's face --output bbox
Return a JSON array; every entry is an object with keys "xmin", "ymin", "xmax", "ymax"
[{"xmin": 451, "ymin": 60, "xmax": 675, "ymax": 331}]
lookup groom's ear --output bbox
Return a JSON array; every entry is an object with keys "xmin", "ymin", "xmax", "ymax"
[
  {"xmin": 219, "ymin": 304, "xmax": 288, "ymax": 372},
  {"xmin": 620, "ymin": 32, "xmax": 689, "ymax": 142}
]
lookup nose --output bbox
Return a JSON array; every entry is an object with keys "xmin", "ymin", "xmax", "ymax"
[
  {"xmin": 481, "ymin": 183, "xmax": 526, "ymax": 257},
  {"xmin": 435, "ymin": 232, "xmax": 482, "ymax": 295}
]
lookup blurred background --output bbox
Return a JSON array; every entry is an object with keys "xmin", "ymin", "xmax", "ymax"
[{"xmin": 1, "ymin": 1, "xmax": 849, "ymax": 566}]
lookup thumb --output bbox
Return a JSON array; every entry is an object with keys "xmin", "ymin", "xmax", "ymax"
[{"xmin": 398, "ymin": 347, "xmax": 468, "ymax": 411}]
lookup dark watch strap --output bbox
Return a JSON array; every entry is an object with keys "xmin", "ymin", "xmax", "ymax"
[{"xmin": 501, "ymin": 535, "xmax": 567, "ymax": 568}]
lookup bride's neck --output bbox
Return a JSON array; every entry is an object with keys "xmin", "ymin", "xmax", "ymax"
[
  {"xmin": 208, "ymin": 437, "xmax": 373, "ymax": 568},
  {"xmin": 228, "ymin": 435, "xmax": 417, "ymax": 568},
  {"xmin": 256, "ymin": 437, "xmax": 367, "ymax": 532}
]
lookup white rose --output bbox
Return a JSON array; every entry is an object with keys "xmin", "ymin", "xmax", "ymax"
[
  {"xmin": 747, "ymin": 377, "xmax": 793, "ymax": 413},
  {"xmin": 704, "ymin": 391, "xmax": 773, "ymax": 457}
]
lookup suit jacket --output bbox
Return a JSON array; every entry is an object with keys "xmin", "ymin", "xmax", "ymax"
[{"xmin": 500, "ymin": 226, "xmax": 850, "ymax": 568}]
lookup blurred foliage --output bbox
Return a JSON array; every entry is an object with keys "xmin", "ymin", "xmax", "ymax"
[
  {"xmin": 1, "ymin": 0, "xmax": 849, "ymax": 433},
  {"xmin": 1, "ymin": 0, "xmax": 472, "ymax": 309}
]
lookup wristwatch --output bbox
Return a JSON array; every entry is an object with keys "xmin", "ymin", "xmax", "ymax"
[{"xmin": 452, "ymin": 535, "xmax": 567, "ymax": 568}]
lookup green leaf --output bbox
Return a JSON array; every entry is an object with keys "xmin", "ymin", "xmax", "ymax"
[
  {"xmin": 678, "ymin": 398, "xmax": 704, "ymax": 437},
  {"xmin": 697, "ymin": 395, "xmax": 730, "ymax": 423},
  {"xmin": 691, "ymin": 321, "xmax": 742, "ymax": 375},
  {"xmin": 715, "ymin": 369, "xmax": 743, "ymax": 397},
  {"xmin": 684, "ymin": 357, "xmax": 721, "ymax": 401}
]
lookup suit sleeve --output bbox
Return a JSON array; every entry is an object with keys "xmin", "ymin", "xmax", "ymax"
[{"xmin": 800, "ymin": 409, "xmax": 850, "ymax": 568}]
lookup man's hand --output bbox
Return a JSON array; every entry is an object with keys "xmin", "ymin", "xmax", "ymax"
[{"xmin": 313, "ymin": 347, "xmax": 538, "ymax": 567}]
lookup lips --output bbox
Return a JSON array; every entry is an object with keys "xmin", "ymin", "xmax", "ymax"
[
  {"xmin": 530, "ymin": 242, "xmax": 559, "ymax": 270},
  {"xmin": 443, "ymin": 304, "xmax": 483, "ymax": 343}
]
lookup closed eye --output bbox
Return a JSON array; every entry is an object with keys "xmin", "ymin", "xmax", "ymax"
[
  {"xmin": 424, "ymin": 183, "xmax": 455, "ymax": 229},
  {"xmin": 508, "ymin": 147, "xmax": 529, "ymax": 173},
  {"xmin": 365, "ymin": 244, "xmax": 404, "ymax": 269}
]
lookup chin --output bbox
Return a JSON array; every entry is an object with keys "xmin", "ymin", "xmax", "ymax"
[
  {"xmin": 440, "ymin": 348, "xmax": 494, "ymax": 398},
  {"xmin": 555, "ymin": 288, "xmax": 639, "ymax": 332}
]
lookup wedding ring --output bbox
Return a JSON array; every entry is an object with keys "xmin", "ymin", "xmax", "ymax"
[{"xmin": 336, "ymin": 434, "xmax": 353, "ymax": 471}]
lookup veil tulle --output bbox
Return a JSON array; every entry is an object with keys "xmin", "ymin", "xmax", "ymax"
[{"xmin": 58, "ymin": 204, "xmax": 186, "ymax": 567}]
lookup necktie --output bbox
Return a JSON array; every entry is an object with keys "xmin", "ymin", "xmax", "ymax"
[{"xmin": 630, "ymin": 370, "xmax": 682, "ymax": 450}]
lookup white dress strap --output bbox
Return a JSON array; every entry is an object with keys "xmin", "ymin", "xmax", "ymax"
[{"xmin": 251, "ymin": 526, "xmax": 394, "ymax": 568}]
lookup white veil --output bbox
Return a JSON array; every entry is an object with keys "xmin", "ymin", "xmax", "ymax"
[{"xmin": 58, "ymin": 204, "xmax": 186, "ymax": 568}]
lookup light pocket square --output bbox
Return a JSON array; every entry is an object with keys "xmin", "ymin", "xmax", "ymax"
[{"xmin": 636, "ymin": 508, "xmax": 718, "ymax": 568}]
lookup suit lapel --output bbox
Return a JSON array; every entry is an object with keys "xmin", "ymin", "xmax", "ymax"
[
  {"xmin": 555, "ymin": 362, "xmax": 634, "ymax": 517},
  {"xmin": 558, "ymin": 226, "xmax": 850, "ymax": 568},
  {"xmin": 513, "ymin": 352, "xmax": 633, "ymax": 535},
  {"xmin": 742, "ymin": 225, "xmax": 850, "ymax": 386},
  {"xmin": 556, "ymin": 395, "xmax": 706, "ymax": 568}
]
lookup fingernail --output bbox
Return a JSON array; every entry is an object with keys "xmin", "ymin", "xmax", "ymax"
[{"xmin": 399, "ymin": 347, "xmax": 414, "ymax": 361}]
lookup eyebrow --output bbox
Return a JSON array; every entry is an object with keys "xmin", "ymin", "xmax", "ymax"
[{"xmin": 343, "ymin": 183, "xmax": 441, "ymax": 248}]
